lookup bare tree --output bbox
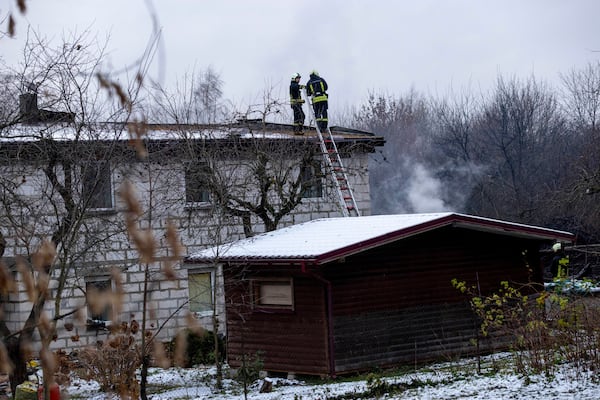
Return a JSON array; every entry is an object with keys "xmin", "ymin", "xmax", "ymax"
[
  {"xmin": 561, "ymin": 62, "xmax": 600, "ymax": 195},
  {"xmin": 561, "ymin": 62, "xmax": 600, "ymax": 133},
  {"xmin": 151, "ymin": 78, "xmax": 332, "ymax": 236},
  {"xmin": 558, "ymin": 63, "xmax": 600, "ymax": 241},
  {"xmin": 429, "ymin": 88, "xmax": 486, "ymax": 212},
  {"xmin": 352, "ymin": 89, "xmax": 435, "ymax": 213},
  {"xmin": 147, "ymin": 67, "xmax": 230, "ymax": 124},
  {"xmin": 205, "ymin": 135, "xmax": 320, "ymax": 234},
  {"xmin": 468, "ymin": 76, "xmax": 567, "ymax": 223},
  {"xmin": 0, "ymin": 30, "xmax": 144, "ymax": 394}
]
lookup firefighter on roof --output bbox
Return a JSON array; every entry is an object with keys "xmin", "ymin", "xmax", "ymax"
[
  {"xmin": 289, "ymin": 72, "xmax": 305, "ymax": 134},
  {"xmin": 306, "ymin": 70, "xmax": 329, "ymax": 131}
]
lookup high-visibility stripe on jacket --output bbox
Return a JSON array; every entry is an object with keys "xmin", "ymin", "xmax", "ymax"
[
  {"xmin": 306, "ymin": 75, "xmax": 328, "ymax": 103},
  {"xmin": 312, "ymin": 93, "xmax": 328, "ymax": 103},
  {"xmin": 290, "ymin": 81, "xmax": 305, "ymax": 105}
]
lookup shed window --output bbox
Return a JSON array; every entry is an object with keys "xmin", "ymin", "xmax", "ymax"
[
  {"xmin": 252, "ymin": 278, "xmax": 294, "ymax": 310},
  {"xmin": 189, "ymin": 271, "xmax": 214, "ymax": 315}
]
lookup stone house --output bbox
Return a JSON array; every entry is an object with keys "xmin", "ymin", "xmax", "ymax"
[{"xmin": 0, "ymin": 97, "xmax": 384, "ymax": 351}]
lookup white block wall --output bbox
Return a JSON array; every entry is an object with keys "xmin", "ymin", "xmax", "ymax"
[{"xmin": 1, "ymin": 147, "xmax": 373, "ymax": 353}]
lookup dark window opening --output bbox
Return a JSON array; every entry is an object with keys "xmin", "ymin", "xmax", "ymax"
[
  {"xmin": 185, "ymin": 162, "xmax": 211, "ymax": 204},
  {"xmin": 82, "ymin": 160, "xmax": 113, "ymax": 209},
  {"xmin": 301, "ymin": 162, "xmax": 323, "ymax": 198}
]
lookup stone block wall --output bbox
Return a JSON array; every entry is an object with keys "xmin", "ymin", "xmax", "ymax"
[{"xmin": 1, "ymin": 146, "xmax": 373, "ymax": 353}]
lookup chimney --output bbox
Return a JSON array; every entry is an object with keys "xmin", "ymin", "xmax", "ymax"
[
  {"xmin": 18, "ymin": 86, "xmax": 75, "ymax": 124},
  {"xmin": 19, "ymin": 92, "xmax": 40, "ymax": 122}
]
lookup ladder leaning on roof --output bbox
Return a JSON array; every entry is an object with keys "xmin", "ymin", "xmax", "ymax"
[{"xmin": 304, "ymin": 88, "xmax": 360, "ymax": 217}]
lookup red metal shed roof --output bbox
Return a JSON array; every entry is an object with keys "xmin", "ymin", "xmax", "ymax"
[{"xmin": 185, "ymin": 212, "xmax": 575, "ymax": 266}]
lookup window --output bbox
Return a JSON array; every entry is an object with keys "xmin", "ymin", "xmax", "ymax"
[
  {"xmin": 189, "ymin": 271, "xmax": 214, "ymax": 315},
  {"xmin": 252, "ymin": 278, "xmax": 294, "ymax": 310},
  {"xmin": 86, "ymin": 277, "xmax": 113, "ymax": 329},
  {"xmin": 300, "ymin": 162, "xmax": 323, "ymax": 198},
  {"xmin": 185, "ymin": 162, "xmax": 211, "ymax": 204},
  {"xmin": 82, "ymin": 160, "xmax": 113, "ymax": 209}
]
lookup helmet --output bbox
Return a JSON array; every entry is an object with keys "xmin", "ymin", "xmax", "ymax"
[
  {"xmin": 310, "ymin": 70, "xmax": 319, "ymax": 76},
  {"xmin": 552, "ymin": 242, "xmax": 562, "ymax": 252},
  {"xmin": 291, "ymin": 72, "xmax": 301, "ymax": 80}
]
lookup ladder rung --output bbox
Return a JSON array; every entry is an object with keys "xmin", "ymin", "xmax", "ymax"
[{"xmin": 304, "ymin": 87, "xmax": 358, "ymax": 217}]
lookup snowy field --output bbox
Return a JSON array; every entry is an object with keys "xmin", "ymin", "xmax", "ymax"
[{"xmin": 64, "ymin": 353, "xmax": 600, "ymax": 400}]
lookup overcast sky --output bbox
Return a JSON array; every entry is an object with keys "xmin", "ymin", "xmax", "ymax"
[{"xmin": 3, "ymin": 0, "xmax": 600, "ymax": 118}]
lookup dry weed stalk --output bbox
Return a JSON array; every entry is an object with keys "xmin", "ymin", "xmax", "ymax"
[
  {"xmin": 0, "ymin": 262, "xmax": 16, "ymax": 296},
  {"xmin": 32, "ymin": 240, "xmax": 56, "ymax": 272},
  {"xmin": 0, "ymin": 341, "xmax": 14, "ymax": 374},
  {"xmin": 173, "ymin": 330, "xmax": 188, "ymax": 368},
  {"xmin": 121, "ymin": 181, "xmax": 157, "ymax": 264},
  {"xmin": 127, "ymin": 119, "xmax": 149, "ymax": 158},
  {"xmin": 16, "ymin": 257, "xmax": 36, "ymax": 303},
  {"xmin": 152, "ymin": 341, "xmax": 171, "ymax": 368}
]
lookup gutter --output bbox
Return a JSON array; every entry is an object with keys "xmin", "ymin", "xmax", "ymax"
[{"xmin": 301, "ymin": 261, "xmax": 336, "ymax": 378}]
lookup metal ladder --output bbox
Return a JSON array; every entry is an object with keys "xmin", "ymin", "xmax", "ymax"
[{"xmin": 304, "ymin": 89, "xmax": 360, "ymax": 217}]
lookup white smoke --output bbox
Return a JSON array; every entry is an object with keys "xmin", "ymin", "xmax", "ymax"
[{"xmin": 405, "ymin": 163, "xmax": 451, "ymax": 213}]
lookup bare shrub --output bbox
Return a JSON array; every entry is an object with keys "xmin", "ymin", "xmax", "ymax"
[
  {"xmin": 550, "ymin": 295, "xmax": 600, "ymax": 374},
  {"xmin": 453, "ymin": 278, "xmax": 600, "ymax": 378},
  {"xmin": 77, "ymin": 328, "xmax": 141, "ymax": 398}
]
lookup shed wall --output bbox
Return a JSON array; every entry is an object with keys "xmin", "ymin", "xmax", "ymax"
[
  {"xmin": 224, "ymin": 269, "xmax": 330, "ymax": 376},
  {"xmin": 324, "ymin": 227, "xmax": 543, "ymax": 373}
]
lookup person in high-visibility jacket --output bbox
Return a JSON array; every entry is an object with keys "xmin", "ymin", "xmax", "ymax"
[
  {"xmin": 306, "ymin": 70, "xmax": 329, "ymax": 131},
  {"xmin": 289, "ymin": 72, "xmax": 305, "ymax": 134},
  {"xmin": 550, "ymin": 242, "xmax": 569, "ymax": 279}
]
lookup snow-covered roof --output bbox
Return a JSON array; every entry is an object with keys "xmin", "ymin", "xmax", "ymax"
[
  {"xmin": 186, "ymin": 212, "xmax": 575, "ymax": 265},
  {"xmin": 1, "ymin": 121, "xmax": 382, "ymax": 143}
]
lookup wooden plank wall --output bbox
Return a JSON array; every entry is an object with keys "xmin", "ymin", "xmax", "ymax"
[
  {"xmin": 325, "ymin": 226, "xmax": 542, "ymax": 373},
  {"xmin": 224, "ymin": 268, "xmax": 330, "ymax": 376}
]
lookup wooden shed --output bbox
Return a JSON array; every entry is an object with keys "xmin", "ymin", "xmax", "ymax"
[{"xmin": 186, "ymin": 212, "xmax": 575, "ymax": 377}]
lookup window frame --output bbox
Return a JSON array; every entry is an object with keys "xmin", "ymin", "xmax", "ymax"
[
  {"xmin": 300, "ymin": 161, "xmax": 323, "ymax": 199},
  {"xmin": 251, "ymin": 277, "xmax": 295, "ymax": 312},
  {"xmin": 184, "ymin": 162, "xmax": 212, "ymax": 208},
  {"xmin": 82, "ymin": 160, "xmax": 114, "ymax": 210},
  {"xmin": 85, "ymin": 276, "xmax": 114, "ymax": 330},
  {"xmin": 188, "ymin": 270, "xmax": 215, "ymax": 317}
]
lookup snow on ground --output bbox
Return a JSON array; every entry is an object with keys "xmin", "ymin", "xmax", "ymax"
[{"xmin": 64, "ymin": 353, "xmax": 600, "ymax": 399}]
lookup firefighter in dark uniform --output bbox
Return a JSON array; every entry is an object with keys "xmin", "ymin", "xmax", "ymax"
[
  {"xmin": 289, "ymin": 72, "xmax": 305, "ymax": 134},
  {"xmin": 306, "ymin": 70, "xmax": 329, "ymax": 131}
]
